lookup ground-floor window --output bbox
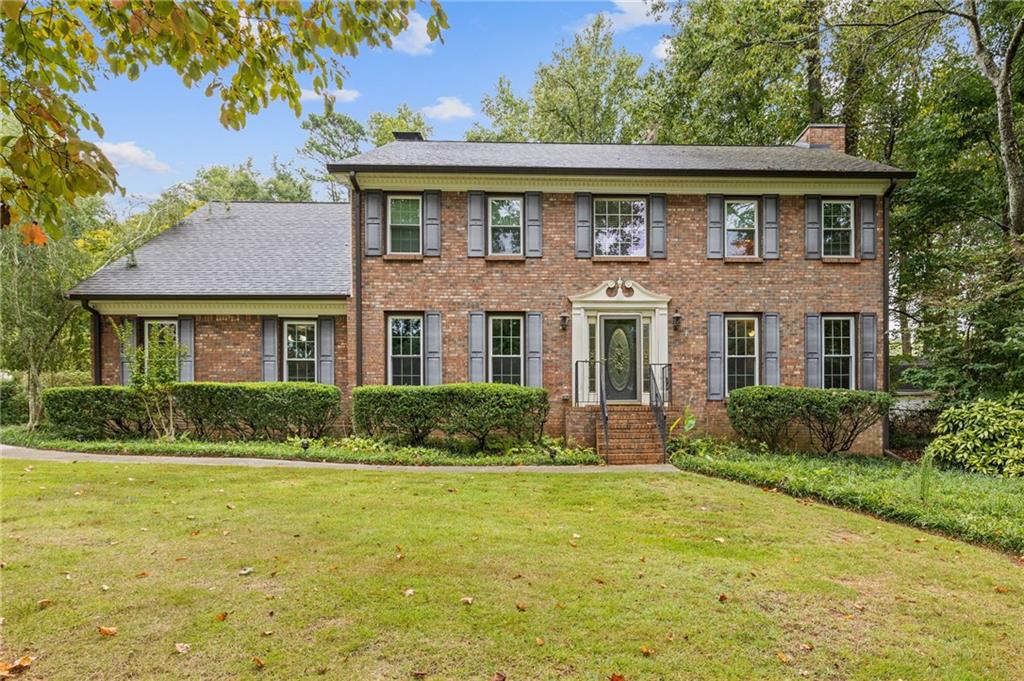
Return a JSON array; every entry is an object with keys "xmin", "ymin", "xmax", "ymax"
[
  {"xmin": 822, "ymin": 316, "xmax": 855, "ymax": 389},
  {"xmin": 284, "ymin": 320, "xmax": 317, "ymax": 382},
  {"xmin": 144, "ymin": 319, "xmax": 178, "ymax": 373},
  {"xmin": 726, "ymin": 316, "xmax": 758, "ymax": 393},
  {"xmin": 489, "ymin": 315, "xmax": 523, "ymax": 385},
  {"xmin": 388, "ymin": 315, "xmax": 423, "ymax": 385}
]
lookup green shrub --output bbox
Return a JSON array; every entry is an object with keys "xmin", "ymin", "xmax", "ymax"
[
  {"xmin": 726, "ymin": 386, "xmax": 801, "ymax": 450},
  {"xmin": 1, "ymin": 380, "xmax": 29, "ymax": 425},
  {"xmin": 42, "ymin": 386, "xmax": 151, "ymax": 438},
  {"xmin": 352, "ymin": 383, "xmax": 549, "ymax": 449},
  {"xmin": 925, "ymin": 393, "xmax": 1024, "ymax": 476}
]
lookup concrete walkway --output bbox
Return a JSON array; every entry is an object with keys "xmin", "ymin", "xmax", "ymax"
[{"xmin": 0, "ymin": 444, "xmax": 678, "ymax": 474}]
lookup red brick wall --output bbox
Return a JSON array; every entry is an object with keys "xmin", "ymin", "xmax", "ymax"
[
  {"xmin": 355, "ymin": 191, "xmax": 886, "ymax": 454},
  {"xmin": 796, "ymin": 125, "xmax": 846, "ymax": 153}
]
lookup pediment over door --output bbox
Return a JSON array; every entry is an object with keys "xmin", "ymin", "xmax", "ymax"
[{"xmin": 569, "ymin": 278, "xmax": 672, "ymax": 309}]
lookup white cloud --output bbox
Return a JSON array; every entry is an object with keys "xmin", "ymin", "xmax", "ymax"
[
  {"xmin": 96, "ymin": 141, "xmax": 170, "ymax": 173},
  {"xmin": 300, "ymin": 87, "xmax": 361, "ymax": 103},
  {"xmin": 652, "ymin": 36, "xmax": 673, "ymax": 60},
  {"xmin": 420, "ymin": 96, "xmax": 474, "ymax": 121},
  {"xmin": 583, "ymin": 0, "xmax": 664, "ymax": 33},
  {"xmin": 392, "ymin": 11, "xmax": 434, "ymax": 55}
]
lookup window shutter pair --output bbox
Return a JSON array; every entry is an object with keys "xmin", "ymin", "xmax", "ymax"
[
  {"xmin": 706, "ymin": 312, "xmax": 780, "ymax": 400},
  {"xmin": 707, "ymin": 195, "xmax": 779, "ymax": 259},
  {"xmin": 804, "ymin": 195, "xmax": 877, "ymax": 259},
  {"xmin": 363, "ymin": 190, "xmax": 441, "ymax": 256},
  {"xmin": 576, "ymin": 193, "xmax": 666, "ymax": 258},
  {"xmin": 467, "ymin": 311, "xmax": 543, "ymax": 387},
  {"xmin": 469, "ymin": 192, "xmax": 543, "ymax": 257},
  {"xmin": 803, "ymin": 313, "xmax": 877, "ymax": 389}
]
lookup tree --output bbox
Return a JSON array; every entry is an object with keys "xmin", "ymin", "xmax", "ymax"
[
  {"xmin": 298, "ymin": 111, "xmax": 367, "ymax": 200},
  {"xmin": 1, "ymin": 0, "xmax": 447, "ymax": 236},
  {"xmin": 465, "ymin": 77, "xmax": 531, "ymax": 142},
  {"xmin": 188, "ymin": 160, "xmax": 313, "ymax": 203},
  {"xmin": 366, "ymin": 104, "xmax": 433, "ymax": 147}
]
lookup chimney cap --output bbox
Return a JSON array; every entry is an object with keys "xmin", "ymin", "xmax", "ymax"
[{"xmin": 392, "ymin": 131, "xmax": 424, "ymax": 142}]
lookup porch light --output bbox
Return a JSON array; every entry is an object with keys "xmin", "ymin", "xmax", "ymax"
[
  {"xmin": 560, "ymin": 313, "xmax": 570, "ymax": 330},
  {"xmin": 672, "ymin": 312, "xmax": 682, "ymax": 331}
]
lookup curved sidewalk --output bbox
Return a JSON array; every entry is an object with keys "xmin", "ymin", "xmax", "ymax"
[{"xmin": 0, "ymin": 444, "xmax": 678, "ymax": 474}]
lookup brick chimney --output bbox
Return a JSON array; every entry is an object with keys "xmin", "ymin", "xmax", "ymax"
[{"xmin": 794, "ymin": 124, "xmax": 846, "ymax": 154}]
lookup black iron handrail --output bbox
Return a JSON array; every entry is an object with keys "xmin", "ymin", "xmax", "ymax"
[
  {"xmin": 647, "ymin": 363, "xmax": 672, "ymax": 459},
  {"xmin": 574, "ymin": 359, "xmax": 609, "ymax": 449}
]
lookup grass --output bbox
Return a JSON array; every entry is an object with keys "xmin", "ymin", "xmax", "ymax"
[
  {"xmin": 0, "ymin": 425, "xmax": 601, "ymax": 467},
  {"xmin": 670, "ymin": 441, "xmax": 1024, "ymax": 554},
  {"xmin": 2, "ymin": 458, "xmax": 1023, "ymax": 679}
]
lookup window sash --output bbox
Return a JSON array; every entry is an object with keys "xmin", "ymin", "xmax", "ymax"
[
  {"xmin": 724, "ymin": 199, "xmax": 759, "ymax": 257},
  {"xmin": 387, "ymin": 196, "xmax": 422, "ymax": 254},
  {"xmin": 821, "ymin": 200, "xmax": 854, "ymax": 257},
  {"xmin": 725, "ymin": 316, "xmax": 759, "ymax": 394},
  {"xmin": 488, "ymin": 196, "xmax": 524, "ymax": 256},
  {"xmin": 284, "ymin": 320, "xmax": 317, "ymax": 382},
  {"xmin": 593, "ymin": 198, "xmax": 647, "ymax": 257},
  {"xmin": 488, "ymin": 315, "xmax": 523, "ymax": 385},
  {"xmin": 821, "ymin": 316, "xmax": 855, "ymax": 389},
  {"xmin": 388, "ymin": 315, "xmax": 423, "ymax": 386},
  {"xmin": 144, "ymin": 319, "xmax": 178, "ymax": 373}
]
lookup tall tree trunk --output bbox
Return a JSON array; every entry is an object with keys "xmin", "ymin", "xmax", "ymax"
[
  {"xmin": 805, "ymin": 0, "xmax": 824, "ymax": 123},
  {"xmin": 25, "ymin": 362, "xmax": 42, "ymax": 430},
  {"xmin": 993, "ymin": 78, "xmax": 1024, "ymax": 243},
  {"xmin": 898, "ymin": 304, "xmax": 913, "ymax": 357}
]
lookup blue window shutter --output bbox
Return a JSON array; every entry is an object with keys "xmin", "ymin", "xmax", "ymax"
[
  {"xmin": 525, "ymin": 192, "xmax": 542, "ymax": 258},
  {"xmin": 707, "ymin": 313, "xmax": 724, "ymax": 400},
  {"xmin": 468, "ymin": 312, "xmax": 486, "ymax": 382},
  {"xmin": 525, "ymin": 312, "xmax": 543, "ymax": 387},
  {"xmin": 575, "ymin": 193, "xmax": 592, "ymax": 258},
  {"xmin": 261, "ymin": 317, "xmax": 278, "ymax": 381},
  {"xmin": 650, "ymin": 194, "xmax": 667, "ymax": 258},
  {"xmin": 178, "ymin": 317, "xmax": 195, "ymax": 382},
  {"xmin": 364, "ymin": 190, "xmax": 383, "ymax": 256},
  {"xmin": 860, "ymin": 195, "xmax": 877, "ymax": 260},
  {"xmin": 805, "ymin": 196, "xmax": 821, "ymax": 259},
  {"xmin": 763, "ymin": 195, "xmax": 780, "ymax": 259},
  {"xmin": 764, "ymin": 312, "xmax": 780, "ymax": 386},
  {"xmin": 119, "ymin": 316, "xmax": 136, "ymax": 386},
  {"xmin": 317, "ymin": 317, "xmax": 335, "ymax": 385},
  {"xmin": 707, "ymin": 195, "xmax": 724, "ymax": 259},
  {"xmin": 467, "ymin": 192, "xmax": 486, "ymax": 257},
  {"xmin": 860, "ymin": 313, "xmax": 877, "ymax": 390},
  {"xmin": 805, "ymin": 313, "xmax": 821, "ymax": 387},
  {"xmin": 423, "ymin": 190, "xmax": 441, "ymax": 256},
  {"xmin": 424, "ymin": 311, "xmax": 442, "ymax": 385}
]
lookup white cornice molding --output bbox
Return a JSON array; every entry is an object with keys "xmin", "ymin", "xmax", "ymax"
[
  {"xmin": 570, "ymin": 278, "xmax": 672, "ymax": 309},
  {"xmin": 90, "ymin": 299, "xmax": 348, "ymax": 317}
]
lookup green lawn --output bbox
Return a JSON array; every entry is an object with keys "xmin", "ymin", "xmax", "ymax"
[{"xmin": 2, "ymin": 458, "xmax": 1022, "ymax": 679}]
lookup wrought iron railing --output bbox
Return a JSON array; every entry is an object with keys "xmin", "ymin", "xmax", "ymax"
[
  {"xmin": 647, "ymin": 363, "xmax": 673, "ymax": 457},
  {"xmin": 574, "ymin": 359, "xmax": 609, "ymax": 448},
  {"xmin": 574, "ymin": 360, "xmax": 673, "ymax": 453}
]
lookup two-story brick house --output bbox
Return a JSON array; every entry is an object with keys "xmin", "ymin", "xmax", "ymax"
[{"xmin": 71, "ymin": 124, "xmax": 912, "ymax": 461}]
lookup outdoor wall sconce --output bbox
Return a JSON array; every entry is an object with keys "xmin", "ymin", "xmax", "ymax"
[
  {"xmin": 560, "ymin": 313, "xmax": 570, "ymax": 330},
  {"xmin": 672, "ymin": 312, "xmax": 683, "ymax": 331}
]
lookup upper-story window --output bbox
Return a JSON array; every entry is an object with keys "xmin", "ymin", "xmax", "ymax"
[
  {"xmin": 822, "ymin": 200, "xmax": 854, "ymax": 257},
  {"xmin": 284, "ymin": 320, "xmax": 317, "ymax": 382},
  {"xmin": 388, "ymin": 314, "xmax": 423, "ymax": 385},
  {"xmin": 725, "ymin": 199, "xmax": 758, "ymax": 257},
  {"xmin": 822, "ymin": 315, "xmax": 855, "ymax": 389},
  {"xmin": 388, "ymin": 196, "xmax": 422, "ymax": 254},
  {"xmin": 488, "ymin": 197, "xmax": 523, "ymax": 256},
  {"xmin": 594, "ymin": 198, "xmax": 646, "ymax": 257}
]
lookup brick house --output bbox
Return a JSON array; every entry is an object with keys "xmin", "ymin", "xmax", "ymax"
[{"xmin": 72, "ymin": 124, "xmax": 913, "ymax": 461}]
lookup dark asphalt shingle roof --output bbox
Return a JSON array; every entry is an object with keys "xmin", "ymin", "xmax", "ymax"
[
  {"xmin": 329, "ymin": 140, "xmax": 912, "ymax": 178},
  {"xmin": 70, "ymin": 201, "xmax": 350, "ymax": 298}
]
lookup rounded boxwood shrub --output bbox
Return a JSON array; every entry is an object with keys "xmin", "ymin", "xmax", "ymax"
[
  {"xmin": 42, "ymin": 385, "xmax": 151, "ymax": 438},
  {"xmin": 726, "ymin": 386, "xmax": 801, "ymax": 451},
  {"xmin": 925, "ymin": 393, "xmax": 1024, "ymax": 476}
]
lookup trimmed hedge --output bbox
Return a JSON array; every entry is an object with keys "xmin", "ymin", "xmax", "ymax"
[
  {"xmin": 925, "ymin": 393, "xmax": 1024, "ymax": 476},
  {"xmin": 352, "ymin": 383, "xmax": 549, "ymax": 448},
  {"xmin": 726, "ymin": 386, "xmax": 893, "ymax": 453},
  {"xmin": 43, "ymin": 382, "xmax": 341, "ymax": 440}
]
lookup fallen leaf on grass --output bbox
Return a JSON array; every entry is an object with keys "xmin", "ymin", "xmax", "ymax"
[
  {"xmin": 491, "ymin": 674, "xmax": 506, "ymax": 681},
  {"xmin": 175, "ymin": 643, "xmax": 190, "ymax": 654},
  {"xmin": 0, "ymin": 655, "xmax": 35, "ymax": 674},
  {"xmin": 252, "ymin": 656, "xmax": 264, "ymax": 669},
  {"xmin": 135, "ymin": 572, "xmax": 149, "ymax": 578},
  {"xmin": 995, "ymin": 586, "xmax": 1010, "ymax": 594},
  {"xmin": 718, "ymin": 594, "xmax": 728, "ymax": 602},
  {"xmin": 640, "ymin": 645, "xmax": 654, "ymax": 657},
  {"xmin": 713, "ymin": 537, "xmax": 726, "ymax": 544},
  {"xmin": 101, "ymin": 584, "xmax": 111, "ymax": 592},
  {"xmin": 403, "ymin": 588, "xmax": 415, "ymax": 597},
  {"xmin": 776, "ymin": 652, "xmax": 792, "ymax": 664},
  {"xmin": 261, "ymin": 631, "xmax": 273, "ymax": 637},
  {"xmin": 98, "ymin": 626, "xmax": 118, "ymax": 636},
  {"xmin": 214, "ymin": 612, "xmax": 228, "ymax": 622},
  {"xmin": 800, "ymin": 642, "xmax": 814, "ymax": 651},
  {"xmin": 592, "ymin": 577, "xmax": 605, "ymax": 585},
  {"xmin": 535, "ymin": 637, "xmax": 545, "ymax": 646},
  {"xmin": 238, "ymin": 567, "xmax": 253, "ymax": 576},
  {"xmin": 609, "ymin": 675, "xmax": 626, "ymax": 681},
  {"xmin": 515, "ymin": 602, "xmax": 527, "ymax": 612},
  {"xmin": 190, "ymin": 530, "xmax": 201, "ymax": 537},
  {"xmin": 460, "ymin": 596, "xmax": 474, "ymax": 605},
  {"xmin": 914, "ymin": 538, "xmax": 926, "ymax": 544},
  {"xmin": 226, "ymin": 503, "xmax": 236, "ymax": 510},
  {"xmin": 175, "ymin": 557, "xmax": 189, "ymax": 562},
  {"xmin": 411, "ymin": 671, "xmax": 428, "ymax": 679},
  {"xmin": 37, "ymin": 599, "xmax": 52, "ymax": 609}
]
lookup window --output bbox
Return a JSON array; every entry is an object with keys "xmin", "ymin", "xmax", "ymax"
[
  {"xmin": 388, "ymin": 196, "xmax": 421, "ymax": 254},
  {"xmin": 144, "ymin": 319, "xmax": 178, "ymax": 373},
  {"xmin": 726, "ymin": 317, "xmax": 758, "ymax": 393},
  {"xmin": 284, "ymin": 321, "xmax": 317, "ymax": 382},
  {"xmin": 588, "ymin": 320, "xmax": 597, "ymax": 394},
  {"xmin": 593, "ymin": 198, "xmax": 646, "ymax": 257},
  {"xmin": 725, "ymin": 199, "xmax": 758, "ymax": 257},
  {"xmin": 388, "ymin": 315, "xmax": 423, "ymax": 385},
  {"xmin": 642, "ymin": 320, "xmax": 651, "ymax": 394},
  {"xmin": 822, "ymin": 200, "xmax": 854, "ymax": 257},
  {"xmin": 822, "ymin": 316, "xmax": 855, "ymax": 389},
  {"xmin": 489, "ymin": 315, "xmax": 523, "ymax": 385},
  {"xmin": 488, "ymin": 197, "xmax": 523, "ymax": 255}
]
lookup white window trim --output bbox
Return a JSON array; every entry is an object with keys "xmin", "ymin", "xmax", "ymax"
[
  {"xmin": 387, "ymin": 195, "xmax": 423, "ymax": 255},
  {"xmin": 821, "ymin": 315, "xmax": 856, "ymax": 389},
  {"xmin": 387, "ymin": 314, "xmax": 424, "ymax": 386},
  {"xmin": 487, "ymin": 196, "xmax": 524, "ymax": 256},
  {"xmin": 821, "ymin": 199, "xmax": 855, "ymax": 258},
  {"xmin": 143, "ymin": 318, "xmax": 178, "ymax": 372},
  {"xmin": 725, "ymin": 316, "xmax": 759, "ymax": 395},
  {"xmin": 283, "ymin": 319, "xmax": 318, "ymax": 382},
  {"xmin": 724, "ymin": 198, "xmax": 760, "ymax": 258},
  {"xmin": 592, "ymin": 197, "xmax": 648, "ymax": 258},
  {"xmin": 487, "ymin": 314, "xmax": 524, "ymax": 385}
]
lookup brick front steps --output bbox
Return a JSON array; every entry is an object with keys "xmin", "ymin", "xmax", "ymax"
[{"xmin": 596, "ymin": 405, "xmax": 665, "ymax": 465}]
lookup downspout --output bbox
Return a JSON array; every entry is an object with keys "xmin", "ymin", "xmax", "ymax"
[
  {"xmin": 349, "ymin": 171, "xmax": 364, "ymax": 386},
  {"xmin": 81, "ymin": 299, "xmax": 102, "ymax": 385},
  {"xmin": 882, "ymin": 178, "xmax": 897, "ymax": 453}
]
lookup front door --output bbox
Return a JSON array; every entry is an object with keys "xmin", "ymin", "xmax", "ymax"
[{"xmin": 602, "ymin": 317, "xmax": 639, "ymax": 401}]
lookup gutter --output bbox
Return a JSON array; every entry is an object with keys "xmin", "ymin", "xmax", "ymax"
[
  {"xmin": 881, "ymin": 178, "xmax": 899, "ymax": 452},
  {"xmin": 349, "ymin": 171, "xmax": 363, "ymax": 386},
  {"xmin": 80, "ymin": 299, "xmax": 102, "ymax": 385}
]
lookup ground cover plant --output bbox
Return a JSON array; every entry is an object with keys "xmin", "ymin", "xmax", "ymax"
[
  {"xmin": 1, "ymin": 458, "xmax": 1022, "ymax": 679},
  {"xmin": 925, "ymin": 393, "xmax": 1024, "ymax": 476}
]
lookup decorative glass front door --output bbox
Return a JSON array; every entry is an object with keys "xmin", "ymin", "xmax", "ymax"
[{"xmin": 603, "ymin": 317, "xmax": 639, "ymax": 401}]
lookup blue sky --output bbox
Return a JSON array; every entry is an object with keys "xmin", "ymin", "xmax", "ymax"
[{"xmin": 82, "ymin": 1, "xmax": 671, "ymax": 206}]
